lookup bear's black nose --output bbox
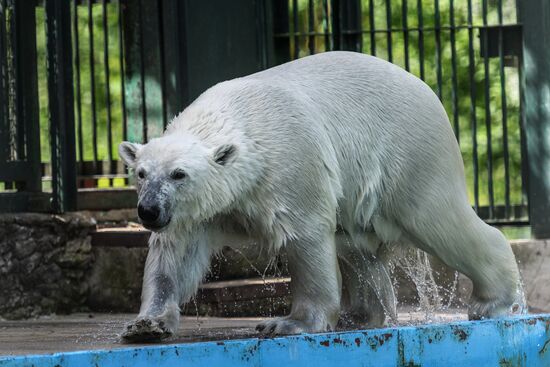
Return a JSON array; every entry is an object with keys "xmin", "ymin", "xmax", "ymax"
[{"xmin": 138, "ymin": 204, "xmax": 160, "ymax": 223}]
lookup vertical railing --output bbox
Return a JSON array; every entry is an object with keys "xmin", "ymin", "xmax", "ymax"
[
  {"xmin": 466, "ymin": 0, "xmax": 479, "ymax": 212},
  {"xmin": 45, "ymin": 0, "xmax": 77, "ymax": 212},
  {"xmin": 0, "ymin": 0, "xmax": 540, "ymax": 227},
  {"xmin": 270, "ymin": 0, "xmax": 528, "ymax": 226},
  {"xmin": 0, "ymin": 0, "xmax": 43, "ymax": 211},
  {"xmin": 517, "ymin": 0, "xmax": 550, "ymax": 238},
  {"xmin": 13, "ymin": 0, "xmax": 41, "ymax": 193},
  {"xmin": 0, "ymin": 1, "xmax": 7, "ymax": 168}
]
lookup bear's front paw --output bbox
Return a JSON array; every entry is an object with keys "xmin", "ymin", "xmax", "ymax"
[{"xmin": 121, "ymin": 317, "xmax": 173, "ymax": 343}]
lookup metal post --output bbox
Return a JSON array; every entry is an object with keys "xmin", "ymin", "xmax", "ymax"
[
  {"xmin": 270, "ymin": 0, "xmax": 290, "ymax": 65},
  {"xmin": 45, "ymin": 0, "xmax": 77, "ymax": 212},
  {"xmin": 517, "ymin": 0, "xmax": 550, "ymax": 238},
  {"xmin": 332, "ymin": 0, "xmax": 362, "ymax": 52},
  {"xmin": 160, "ymin": 0, "xmax": 187, "ymax": 116},
  {"xmin": 14, "ymin": 0, "xmax": 41, "ymax": 192},
  {"xmin": 120, "ymin": 0, "xmax": 146, "ymax": 143}
]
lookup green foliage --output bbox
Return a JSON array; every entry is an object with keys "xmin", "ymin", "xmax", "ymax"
[{"xmin": 36, "ymin": 3, "xmax": 124, "ymax": 188}]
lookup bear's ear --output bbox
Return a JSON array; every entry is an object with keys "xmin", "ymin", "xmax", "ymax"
[
  {"xmin": 211, "ymin": 144, "xmax": 237, "ymax": 166},
  {"xmin": 118, "ymin": 141, "xmax": 142, "ymax": 167}
]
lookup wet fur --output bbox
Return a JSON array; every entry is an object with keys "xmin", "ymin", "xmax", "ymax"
[{"xmin": 119, "ymin": 51, "xmax": 525, "ymax": 342}]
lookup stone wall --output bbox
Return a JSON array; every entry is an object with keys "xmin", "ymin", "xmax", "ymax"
[
  {"xmin": 0, "ymin": 213, "xmax": 96, "ymax": 319},
  {"xmin": 86, "ymin": 246, "xmax": 146, "ymax": 313}
]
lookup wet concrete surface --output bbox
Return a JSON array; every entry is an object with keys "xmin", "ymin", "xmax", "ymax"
[{"xmin": 0, "ymin": 309, "xmax": 468, "ymax": 356}]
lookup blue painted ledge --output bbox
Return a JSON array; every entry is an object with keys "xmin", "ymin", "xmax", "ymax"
[{"xmin": 1, "ymin": 314, "xmax": 549, "ymax": 367}]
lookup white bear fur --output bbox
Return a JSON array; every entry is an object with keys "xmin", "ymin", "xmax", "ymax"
[{"xmin": 119, "ymin": 51, "xmax": 525, "ymax": 341}]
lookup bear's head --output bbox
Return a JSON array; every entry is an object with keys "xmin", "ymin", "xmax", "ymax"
[{"xmin": 118, "ymin": 133, "xmax": 238, "ymax": 232}]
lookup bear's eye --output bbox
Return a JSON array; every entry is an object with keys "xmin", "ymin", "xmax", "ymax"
[
  {"xmin": 170, "ymin": 169, "xmax": 186, "ymax": 180},
  {"xmin": 137, "ymin": 170, "xmax": 146, "ymax": 179}
]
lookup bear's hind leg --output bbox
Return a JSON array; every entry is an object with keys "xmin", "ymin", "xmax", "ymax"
[
  {"xmin": 337, "ymin": 233, "xmax": 397, "ymax": 328},
  {"xmin": 397, "ymin": 205, "xmax": 525, "ymax": 320},
  {"xmin": 256, "ymin": 232, "xmax": 341, "ymax": 335}
]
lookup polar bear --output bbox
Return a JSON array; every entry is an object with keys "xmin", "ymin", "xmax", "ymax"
[{"xmin": 118, "ymin": 51, "xmax": 525, "ymax": 342}]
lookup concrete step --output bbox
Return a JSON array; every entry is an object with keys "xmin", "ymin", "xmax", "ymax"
[
  {"xmin": 89, "ymin": 227, "xmax": 290, "ymax": 315},
  {"xmin": 184, "ymin": 277, "xmax": 291, "ymax": 317},
  {"xmin": 91, "ymin": 227, "xmax": 150, "ymax": 247},
  {"xmin": 88, "ymin": 227, "xmax": 550, "ymax": 317},
  {"xmin": 88, "ymin": 227, "xmax": 454, "ymax": 315}
]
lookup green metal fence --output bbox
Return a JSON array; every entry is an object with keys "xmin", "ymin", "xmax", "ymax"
[
  {"xmin": 271, "ymin": 0, "xmax": 527, "ymax": 225},
  {"xmin": 1, "ymin": 0, "xmax": 550, "ymax": 235}
]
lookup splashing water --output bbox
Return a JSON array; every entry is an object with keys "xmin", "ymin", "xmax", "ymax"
[{"xmin": 388, "ymin": 247, "xmax": 464, "ymax": 325}]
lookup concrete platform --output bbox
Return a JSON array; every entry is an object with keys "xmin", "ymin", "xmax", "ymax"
[
  {"xmin": 0, "ymin": 311, "xmax": 468, "ymax": 356},
  {"xmin": 1, "ymin": 314, "xmax": 549, "ymax": 367}
]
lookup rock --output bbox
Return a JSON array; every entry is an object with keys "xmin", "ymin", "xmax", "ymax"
[{"xmin": 0, "ymin": 213, "xmax": 95, "ymax": 319}]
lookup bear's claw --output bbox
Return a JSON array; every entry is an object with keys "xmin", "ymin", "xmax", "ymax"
[
  {"xmin": 256, "ymin": 317, "xmax": 309, "ymax": 336},
  {"xmin": 121, "ymin": 317, "xmax": 173, "ymax": 343}
]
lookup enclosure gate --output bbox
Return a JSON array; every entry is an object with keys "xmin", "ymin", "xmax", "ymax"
[{"xmin": 0, "ymin": 0, "xmax": 549, "ymax": 236}]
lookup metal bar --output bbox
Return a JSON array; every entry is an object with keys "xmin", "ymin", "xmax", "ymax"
[
  {"xmin": 272, "ymin": 0, "xmax": 291, "ymax": 64},
  {"xmin": 118, "ymin": 0, "xmax": 127, "ymax": 142},
  {"xmin": 292, "ymin": 0, "xmax": 299, "ymax": 58},
  {"xmin": 337, "ymin": 0, "xmax": 343, "ymax": 50},
  {"xmin": 517, "ymin": 0, "xmax": 550, "ymax": 237},
  {"xmin": 518, "ymin": 56, "xmax": 529, "ymax": 209},
  {"xmin": 138, "ymin": 0, "xmax": 147, "ymax": 141},
  {"xmin": 338, "ymin": 0, "xmax": 361, "ymax": 52},
  {"xmin": 449, "ymin": 0, "xmax": 459, "ymax": 142},
  {"xmin": 368, "ymin": 0, "xmax": 375, "ymax": 56},
  {"xmin": 434, "ymin": 0, "xmax": 442, "ymax": 99},
  {"xmin": 385, "ymin": 0, "xmax": 392, "ymax": 62},
  {"xmin": 102, "ymin": 0, "xmax": 114, "ymax": 182},
  {"xmin": 0, "ymin": 0, "xmax": 8, "ymax": 163},
  {"xmin": 73, "ymin": 0, "xmax": 84, "ymax": 168},
  {"xmin": 159, "ymin": 0, "xmax": 186, "ymax": 118},
  {"xmin": 476, "ymin": 204, "xmax": 529, "ymax": 223},
  {"xmin": 273, "ymin": 24, "xmax": 495, "ymax": 36},
  {"xmin": 6, "ymin": 0, "xmax": 15, "ymax": 165},
  {"xmin": 478, "ymin": 25, "xmax": 522, "ymax": 59},
  {"xmin": 497, "ymin": 0, "xmax": 510, "ymax": 217},
  {"xmin": 481, "ymin": 0, "xmax": 494, "ymax": 219},
  {"xmin": 401, "ymin": 0, "xmax": 409, "ymax": 71},
  {"xmin": 121, "ymin": 0, "xmax": 146, "ymax": 144},
  {"xmin": 416, "ymin": 0, "xmax": 424, "ymax": 80},
  {"xmin": 157, "ymin": 0, "xmax": 167, "ymax": 128},
  {"xmin": 88, "ymin": 0, "xmax": 98, "ymax": 171},
  {"xmin": 330, "ymin": 0, "xmax": 339, "ymax": 50},
  {"xmin": 117, "ymin": 0, "xmax": 128, "ymax": 185},
  {"xmin": 0, "ymin": 161, "xmax": 36, "ymax": 181},
  {"xmin": 12, "ymin": 0, "xmax": 23, "ymax": 163},
  {"xmin": 45, "ymin": 0, "xmax": 77, "ymax": 212},
  {"xmin": 138, "ymin": 0, "xmax": 162, "ymax": 139},
  {"xmin": 467, "ymin": 0, "xmax": 479, "ymax": 211},
  {"xmin": 322, "ymin": 0, "xmax": 330, "ymax": 51},
  {"xmin": 14, "ymin": 0, "xmax": 41, "ymax": 191},
  {"xmin": 256, "ymin": 0, "xmax": 270, "ymax": 70},
  {"xmin": 308, "ymin": 0, "xmax": 314, "ymax": 54},
  {"xmin": 0, "ymin": 191, "xmax": 52, "ymax": 213}
]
